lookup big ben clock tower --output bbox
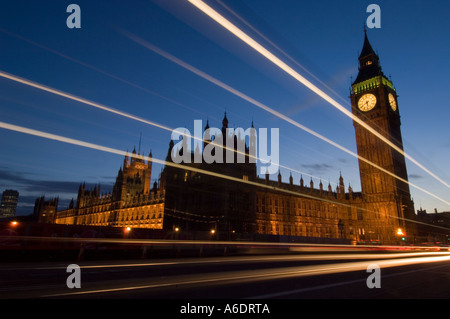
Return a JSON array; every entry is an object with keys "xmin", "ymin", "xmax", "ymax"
[{"xmin": 351, "ymin": 30, "xmax": 416, "ymax": 244}]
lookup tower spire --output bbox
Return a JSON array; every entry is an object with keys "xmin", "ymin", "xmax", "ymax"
[
  {"xmin": 353, "ymin": 30, "xmax": 383, "ymax": 85},
  {"xmin": 138, "ymin": 132, "xmax": 142, "ymax": 154}
]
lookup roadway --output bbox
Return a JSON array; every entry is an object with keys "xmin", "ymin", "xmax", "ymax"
[{"xmin": 1, "ymin": 250, "xmax": 449, "ymax": 300}]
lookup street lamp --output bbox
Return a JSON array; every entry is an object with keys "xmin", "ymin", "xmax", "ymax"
[{"xmin": 396, "ymin": 228, "xmax": 406, "ymax": 241}]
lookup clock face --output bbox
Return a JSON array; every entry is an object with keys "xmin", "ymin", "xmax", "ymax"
[
  {"xmin": 358, "ymin": 93, "xmax": 377, "ymax": 112},
  {"xmin": 388, "ymin": 93, "xmax": 397, "ymax": 111}
]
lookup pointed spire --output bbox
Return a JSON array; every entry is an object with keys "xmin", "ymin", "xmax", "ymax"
[
  {"xmin": 222, "ymin": 112, "xmax": 228, "ymax": 128},
  {"xmin": 339, "ymin": 171, "xmax": 344, "ymax": 186},
  {"xmin": 359, "ymin": 28, "xmax": 376, "ymax": 59},
  {"xmin": 353, "ymin": 29, "xmax": 383, "ymax": 85}
]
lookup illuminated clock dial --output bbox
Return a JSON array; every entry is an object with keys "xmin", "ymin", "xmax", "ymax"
[
  {"xmin": 358, "ymin": 93, "xmax": 377, "ymax": 112},
  {"xmin": 388, "ymin": 93, "xmax": 397, "ymax": 111}
]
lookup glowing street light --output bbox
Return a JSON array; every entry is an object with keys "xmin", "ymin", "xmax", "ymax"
[{"xmin": 396, "ymin": 228, "xmax": 406, "ymax": 241}]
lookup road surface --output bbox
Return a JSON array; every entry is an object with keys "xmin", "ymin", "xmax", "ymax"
[{"xmin": 1, "ymin": 250, "xmax": 449, "ymax": 300}]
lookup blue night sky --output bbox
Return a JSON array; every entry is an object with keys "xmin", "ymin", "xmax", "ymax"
[{"xmin": 0, "ymin": 0, "xmax": 449, "ymax": 216}]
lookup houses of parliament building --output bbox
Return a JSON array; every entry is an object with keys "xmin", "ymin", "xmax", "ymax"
[{"xmin": 42, "ymin": 32, "xmax": 417, "ymax": 245}]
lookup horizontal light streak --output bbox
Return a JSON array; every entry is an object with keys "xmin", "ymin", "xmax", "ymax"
[
  {"xmin": 5, "ymin": 251, "xmax": 446, "ymax": 272},
  {"xmin": 118, "ymin": 33, "xmax": 449, "ymax": 206},
  {"xmin": 2, "ymin": 230, "xmax": 450, "ymax": 250},
  {"xmin": 187, "ymin": 0, "xmax": 450, "ymax": 190},
  {"xmin": 41, "ymin": 253, "xmax": 450, "ymax": 297}
]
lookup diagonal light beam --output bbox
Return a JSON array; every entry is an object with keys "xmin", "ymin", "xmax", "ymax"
[
  {"xmin": 186, "ymin": 0, "xmax": 449, "ymax": 189},
  {"xmin": 0, "ymin": 70, "xmax": 337, "ymax": 187},
  {"xmin": 1, "ymin": 119, "xmax": 449, "ymax": 225},
  {"xmin": 118, "ymin": 32, "xmax": 449, "ymax": 206}
]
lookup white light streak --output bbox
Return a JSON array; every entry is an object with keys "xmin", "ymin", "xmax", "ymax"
[
  {"xmin": 1, "ymin": 115, "xmax": 449, "ymax": 230},
  {"xmin": 118, "ymin": 33, "xmax": 449, "ymax": 206},
  {"xmin": 41, "ymin": 252, "xmax": 450, "ymax": 297},
  {"xmin": 0, "ymin": 70, "xmax": 174, "ymax": 134},
  {"xmin": 0, "ymin": 121, "xmax": 352, "ymax": 207},
  {"xmin": 187, "ymin": 0, "xmax": 450, "ymax": 189},
  {"xmin": 0, "ymin": 70, "xmax": 327, "ymax": 189},
  {"xmin": 2, "ymin": 120, "xmax": 430, "ymax": 226}
]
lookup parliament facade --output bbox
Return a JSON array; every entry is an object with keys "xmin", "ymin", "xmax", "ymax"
[{"xmin": 46, "ymin": 32, "xmax": 417, "ymax": 245}]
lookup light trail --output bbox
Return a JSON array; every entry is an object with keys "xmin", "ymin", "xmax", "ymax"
[
  {"xmin": 0, "ymin": 70, "xmax": 175, "ymax": 134},
  {"xmin": 0, "ymin": 70, "xmax": 331, "ymax": 189},
  {"xmin": 0, "ymin": 28, "xmax": 210, "ymax": 118},
  {"xmin": 0, "ymin": 69, "xmax": 448, "ymax": 219},
  {"xmin": 0, "ymin": 120, "xmax": 360, "ymax": 209},
  {"xmin": 1, "ymin": 64, "xmax": 449, "ymax": 210},
  {"xmin": 186, "ymin": 0, "xmax": 450, "ymax": 190},
  {"xmin": 3, "ymin": 251, "xmax": 447, "ymax": 272},
  {"xmin": 4, "ymin": 120, "xmax": 413, "ymax": 230},
  {"xmin": 249, "ymin": 261, "xmax": 450, "ymax": 299},
  {"xmin": 3, "ymin": 119, "xmax": 447, "ymax": 226},
  {"xmin": 117, "ymin": 32, "xmax": 450, "ymax": 206},
  {"xmin": 5, "ymin": 232, "xmax": 450, "ymax": 249},
  {"xmin": 0, "ymin": 120, "xmax": 432, "ymax": 230},
  {"xmin": 40, "ymin": 252, "xmax": 450, "ymax": 298},
  {"xmin": 215, "ymin": 0, "xmax": 349, "ymax": 107}
]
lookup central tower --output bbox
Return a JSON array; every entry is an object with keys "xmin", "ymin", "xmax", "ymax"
[{"xmin": 350, "ymin": 31, "xmax": 416, "ymax": 243}]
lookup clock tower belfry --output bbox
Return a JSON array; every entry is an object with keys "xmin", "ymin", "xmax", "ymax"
[{"xmin": 350, "ymin": 30, "xmax": 416, "ymax": 244}]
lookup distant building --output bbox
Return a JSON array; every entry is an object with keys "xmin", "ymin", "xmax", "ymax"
[
  {"xmin": 0, "ymin": 189, "xmax": 19, "ymax": 219},
  {"xmin": 416, "ymin": 208, "xmax": 450, "ymax": 244},
  {"xmin": 53, "ymin": 149, "xmax": 165, "ymax": 229}
]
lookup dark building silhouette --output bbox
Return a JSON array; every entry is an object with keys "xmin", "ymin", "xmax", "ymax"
[
  {"xmin": 34, "ymin": 196, "xmax": 59, "ymax": 223},
  {"xmin": 416, "ymin": 208, "xmax": 450, "ymax": 243}
]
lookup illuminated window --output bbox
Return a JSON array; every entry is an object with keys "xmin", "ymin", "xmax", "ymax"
[{"xmin": 365, "ymin": 60, "xmax": 372, "ymax": 66}]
